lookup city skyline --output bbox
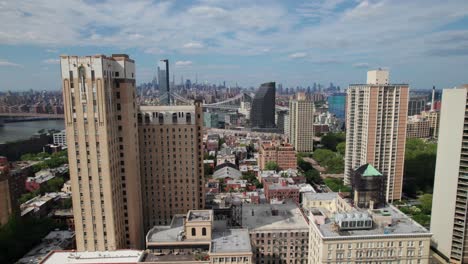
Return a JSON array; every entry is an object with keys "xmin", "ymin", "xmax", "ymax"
[{"xmin": 0, "ymin": 0, "xmax": 468, "ymax": 91}]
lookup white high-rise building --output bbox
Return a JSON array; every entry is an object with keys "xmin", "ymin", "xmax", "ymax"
[
  {"xmin": 288, "ymin": 92, "xmax": 314, "ymax": 152},
  {"xmin": 53, "ymin": 130, "xmax": 67, "ymax": 146},
  {"xmin": 345, "ymin": 70, "xmax": 409, "ymax": 201},
  {"xmin": 431, "ymin": 85, "xmax": 468, "ymax": 263}
]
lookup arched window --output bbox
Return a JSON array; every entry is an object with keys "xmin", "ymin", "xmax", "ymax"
[
  {"xmin": 191, "ymin": 228, "xmax": 196, "ymax": 236},
  {"xmin": 158, "ymin": 113, "xmax": 164, "ymax": 124},
  {"xmin": 172, "ymin": 113, "xmax": 178, "ymax": 124},
  {"xmin": 202, "ymin": 227, "xmax": 207, "ymax": 236}
]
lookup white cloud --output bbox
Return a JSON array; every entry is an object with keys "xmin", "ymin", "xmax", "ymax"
[
  {"xmin": 42, "ymin": 58, "xmax": 60, "ymax": 64},
  {"xmin": 352, "ymin": 62, "xmax": 369, "ymax": 68},
  {"xmin": 175, "ymin": 60, "xmax": 193, "ymax": 66},
  {"xmin": 183, "ymin": 42, "xmax": 204, "ymax": 49},
  {"xmin": 288, "ymin": 52, "xmax": 307, "ymax": 59},
  {"xmin": 0, "ymin": 59, "xmax": 22, "ymax": 67},
  {"xmin": 144, "ymin": 47, "xmax": 165, "ymax": 55},
  {"xmin": 1, "ymin": 0, "xmax": 468, "ymax": 88}
]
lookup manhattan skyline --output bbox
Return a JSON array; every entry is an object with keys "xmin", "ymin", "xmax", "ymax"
[{"xmin": 1, "ymin": 0, "xmax": 468, "ymax": 91}]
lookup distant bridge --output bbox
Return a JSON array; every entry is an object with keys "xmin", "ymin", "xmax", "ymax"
[
  {"xmin": 0, "ymin": 91, "xmax": 286, "ymax": 119},
  {"xmin": 157, "ymin": 91, "xmax": 254, "ymax": 111},
  {"xmin": 0, "ymin": 112, "xmax": 64, "ymax": 118}
]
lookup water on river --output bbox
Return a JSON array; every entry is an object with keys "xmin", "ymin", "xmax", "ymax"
[{"xmin": 0, "ymin": 120, "xmax": 65, "ymax": 143}]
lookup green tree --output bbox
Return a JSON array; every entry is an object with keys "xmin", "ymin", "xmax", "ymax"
[
  {"xmin": 304, "ymin": 168, "xmax": 322, "ymax": 184},
  {"xmin": 418, "ymin": 194, "xmax": 433, "ymax": 214},
  {"xmin": 18, "ymin": 191, "xmax": 39, "ymax": 204},
  {"xmin": 218, "ymin": 138, "xmax": 225, "ymax": 148},
  {"xmin": 297, "ymin": 157, "xmax": 313, "ymax": 172},
  {"xmin": 324, "ymin": 178, "xmax": 351, "ymax": 192},
  {"xmin": 336, "ymin": 142, "xmax": 346, "ymax": 156},
  {"xmin": 45, "ymin": 177, "xmax": 65, "ymax": 192},
  {"xmin": 0, "ymin": 215, "xmax": 59, "ymax": 263},
  {"xmin": 204, "ymin": 153, "xmax": 216, "ymax": 160},
  {"xmin": 403, "ymin": 139, "xmax": 437, "ymax": 196},
  {"xmin": 204, "ymin": 164, "xmax": 214, "ymax": 177},
  {"xmin": 312, "ymin": 149, "xmax": 344, "ymax": 174},
  {"xmin": 265, "ymin": 161, "xmax": 279, "ymax": 171},
  {"xmin": 321, "ymin": 132, "xmax": 346, "ymax": 151}
]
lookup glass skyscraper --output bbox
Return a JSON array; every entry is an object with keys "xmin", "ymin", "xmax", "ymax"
[
  {"xmin": 250, "ymin": 82, "xmax": 276, "ymax": 129},
  {"xmin": 328, "ymin": 93, "xmax": 346, "ymax": 119}
]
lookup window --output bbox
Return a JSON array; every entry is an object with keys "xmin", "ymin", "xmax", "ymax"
[
  {"xmin": 202, "ymin": 227, "xmax": 207, "ymax": 236},
  {"xmin": 191, "ymin": 228, "xmax": 196, "ymax": 236},
  {"xmin": 115, "ymin": 71, "xmax": 119, "ymax": 77}
]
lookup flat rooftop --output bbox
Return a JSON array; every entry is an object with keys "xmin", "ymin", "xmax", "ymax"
[
  {"xmin": 188, "ymin": 210, "xmax": 212, "ymax": 222},
  {"xmin": 242, "ymin": 203, "xmax": 309, "ymax": 231},
  {"xmin": 18, "ymin": 231, "xmax": 75, "ymax": 264},
  {"xmin": 306, "ymin": 198, "xmax": 431, "ymax": 238},
  {"xmin": 211, "ymin": 229, "xmax": 251, "ymax": 254},
  {"xmin": 303, "ymin": 192, "xmax": 339, "ymax": 201},
  {"xmin": 147, "ymin": 215, "xmax": 185, "ymax": 243},
  {"xmin": 41, "ymin": 250, "xmax": 144, "ymax": 264},
  {"xmin": 142, "ymin": 253, "xmax": 203, "ymax": 263}
]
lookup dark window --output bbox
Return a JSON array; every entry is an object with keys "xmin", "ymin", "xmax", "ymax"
[
  {"xmin": 202, "ymin": 227, "xmax": 207, "ymax": 236},
  {"xmin": 115, "ymin": 71, "xmax": 119, "ymax": 77},
  {"xmin": 91, "ymin": 70, "xmax": 95, "ymax": 81},
  {"xmin": 191, "ymin": 228, "xmax": 196, "ymax": 236}
]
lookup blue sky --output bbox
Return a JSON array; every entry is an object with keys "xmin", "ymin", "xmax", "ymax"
[{"xmin": 1, "ymin": 0, "xmax": 468, "ymax": 91}]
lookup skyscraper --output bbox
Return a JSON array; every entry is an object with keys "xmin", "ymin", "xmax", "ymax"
[
  {"xmin": 289, "ymin": 92, "xmax": 314, "ymax": 152},
  {"xmin": 158, "ymin": 59, "xmax": 171, "ymax": 105},
  {"xmin": 250, "ymin": 82, "xmax": 276, "ymax": 130},
  {"xmin": 138, "ymin": 102, "xmax": 205, "ymax": 228},
  {"xmin": 344, "ymin": 70, "xmax": 408, "ymax": 202},
  {"xmin": 408, "ymin": 94, "xmax": 427, "ymax": 116},
  {"xmin": 431, "ymin": 85, "xmax": 468, "ymax": 263},
  {"xmin": 327, "ymin": 93, "xmax": 346, "ymax": 119},
  {"xmin": 61, "ymin": 54, "xmax": 144, "ymax": 251}
]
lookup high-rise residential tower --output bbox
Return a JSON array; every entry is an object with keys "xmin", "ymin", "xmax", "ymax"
[
  {"xmin": 250, "ymin": 82, "xmax": 276, "ymax": 130},
  {"xmin": 289, "ymin": 92, "xmax": 314, "ymax": 152},
  {"xmin": 344, "ymin": 70, "xmax": 408, "ymax": 202},
  {"xmin": 431, "ymin": 85, "xmax": 468, "ymax": 263},
  {"xmin": 61, "ymin": 54, "xmax": 144, "ymax": 251},
  {"xmin": 138, "ymin": 103, "xmax": 205, "ymax": 228}
]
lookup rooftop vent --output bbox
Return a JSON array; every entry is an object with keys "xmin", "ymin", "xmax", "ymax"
[{"xmin": 335, "ymin": 212, "xmax": 373, "ymax": 231}]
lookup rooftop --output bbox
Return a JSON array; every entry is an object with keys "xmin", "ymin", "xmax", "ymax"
[
  {"xmin": 41, "ymin": 250, "xmax": 144, "ymax": 264},
  {"xmin": 315, "ymin": 206, "xmax": 430, "ymax": 238},
  {"xmin": 146, "ymin": 215, "xmax": 185, "ymax": 243},
  {"xmin": 142, "ymin": 253, "xmax": 205, "ymax": 263},
  {"xmin": 211, "ymin": 229, "xmax": 251, "ymax": 254},
  {"xmin": 355, "ymin": 163, "xmax": 382, "ymax": 177},
  {"xmin": 241, "ymin": 203, "xmax": 309, "ymax": 231},
  {"xmin": 305, "ymin": 193, "xmax": 431, "ymax": 239},
  {"xmin": 18, "ymin": 231, "xmax": 75, "ymax": 264},
  {"xmin": 303, "ymin": 192, "xmax": 339, "ymax": 201},
  {"xmin": 188, "ymin": 210, "xmax": 212, "ymax": 222},
  {"xmin": 349, "ymin": 83, "xmax": 409, "ymax": 87}
]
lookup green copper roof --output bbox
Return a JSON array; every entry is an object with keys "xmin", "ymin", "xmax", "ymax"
[{"xmin": 362, "ymin": 164, "xmax": 382, "ymax": 177}]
